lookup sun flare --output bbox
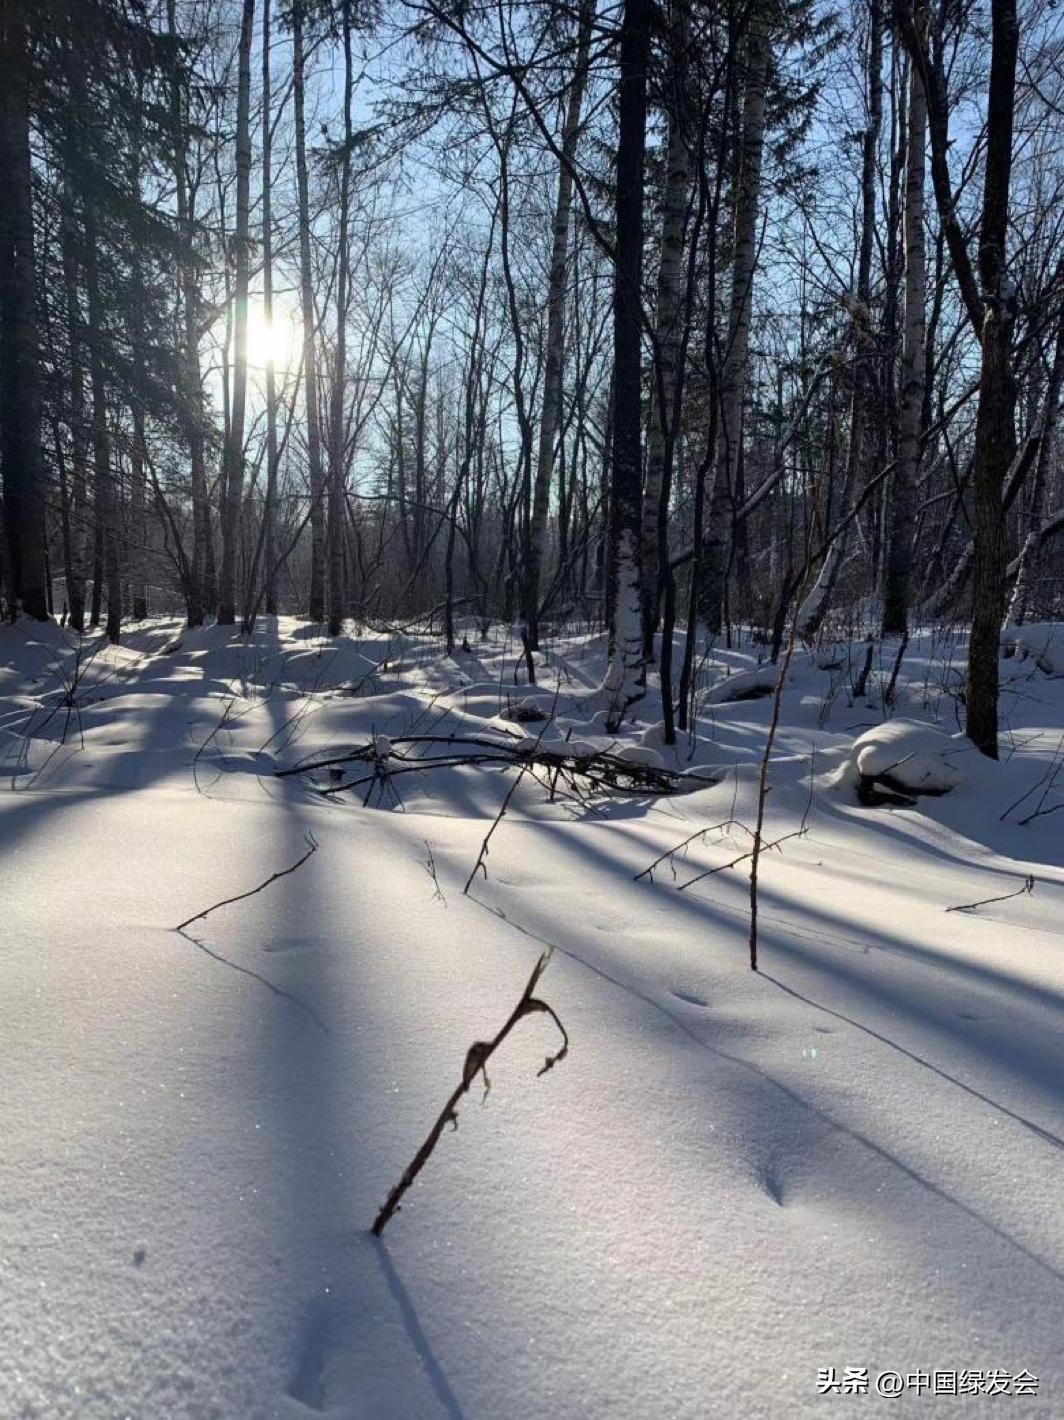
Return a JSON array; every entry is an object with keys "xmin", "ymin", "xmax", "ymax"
[{"xmin": 246, "ymin": 299, "xmax": 300, "ymax": 374}]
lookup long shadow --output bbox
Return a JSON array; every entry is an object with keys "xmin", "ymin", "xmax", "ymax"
[
  {"xmin": 253, "ymin": 670, "xmax": 472, "ymax": 1418},
  {"xmin": 344, "ymin": 748, "xmax": 1064, "ymax": 1161},
  {"xmin": 472, "ymin": 815, "xmax": 1064, "ymax": 1168},
  {"xmin": 1, "ymin": 619, "xmax": 479, "ymax": 1411},
  {"xmin": 759, "ymin": 971, "xmax": 1064, "ymax": 1155},
  {"xmin": 461, "ymin": 883, "xmax": 1064, "ymax": 1292},
  {"xmin": 0, "ymin": 619, "xmax": 317, "ymax": 857},
  {"xmin": 373, "ymin": 1240, "xmax": 468, "ymax": 1420}
]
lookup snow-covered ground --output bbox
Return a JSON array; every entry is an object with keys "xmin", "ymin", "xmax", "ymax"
[{"xmin": 3, "ymin": 615, "xmax": 1064, "ymax": 1418}]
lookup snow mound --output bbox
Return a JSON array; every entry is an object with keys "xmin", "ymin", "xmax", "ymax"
[
  {"xmin": 848, "ymin": 719, "xmax": 966, "ymax": 797},
  {"xmin": 611, "ymin": 743, "xmax": 665, "ymax": 769},
  {"xmin": 1002, "ymin": 622, "xmax": 1064, "ymax": 676},
  {"xmin": 503, "ymin": 695, "xmax": 550, "ymax": 723},
  {"xmin": 706, "ymin": 664, "xmax": 780, "ymax": 704}
]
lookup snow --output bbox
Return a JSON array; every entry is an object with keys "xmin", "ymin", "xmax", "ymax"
[
  {"xmin": 843, "ymin": 719, "xmax": 968, "ymax": 796},
  {"xmin": 706, "ymin": 662, "xmax": 780, "ymax": 703},
  {"xmin": 1002, "ymin": 621, "xmax": 1064, "ymax": 676},
  {"xmin": 3, "ymin": 617, "xmax": 1064, "ymax": 1416}
]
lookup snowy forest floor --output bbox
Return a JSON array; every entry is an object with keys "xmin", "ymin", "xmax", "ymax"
[{"xmin": 3, "ymin": 614, "xmax": 1064, "ymax": 1419}]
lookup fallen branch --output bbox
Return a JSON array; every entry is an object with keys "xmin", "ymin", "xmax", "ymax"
[
  {"xmin": 371, "ymin": 949, "xmax": 568, "ymax": 1236},
  {"xmin": 174, "ymin": 833, "xmax": 319, "ymax": 932},
  {"xmin": 945, "ymin": 874, "xmax": 1035, "ymax": 914},
  {"xmin": 278, "ymin": 734, "xmax": 714, "ymax": 801}
]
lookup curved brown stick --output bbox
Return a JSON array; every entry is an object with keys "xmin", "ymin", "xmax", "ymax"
[
  {"xmin": 174, "ymin": 833, "xmax": 318, "ymax": 932},
  {"xmin": 371, "ymin": 950, "xmax": 568, "ymax": 1236}
]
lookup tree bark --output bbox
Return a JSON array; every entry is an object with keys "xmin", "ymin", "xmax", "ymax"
[
  {"xmin": 59, "ymin": 187, "xmax": 89, "ymax": 631},
  {"xmin": 1006, "ymin": 318, "xmax": 1064, "ymax": 626},
  {"xmin": 261, "ymin": 0, "xmax": 279, "ymax": 618},
  {"xmin": 603, "ymin": 0, "xmax": 649, "ymax": 729},
  {"xmin": 81, "ymin": 199, "xmax": 122, "ymax": 643},
  {"xmin": 327, "ymin": 0, "xmax": 354, "ymax": 637},
  {"xmin": 166, "ymin": 0, "xmax": 209, "ymax": 627},
  {"xmin": 965, "ymin": 0, "xmax": 1019, "ymax": 758}
]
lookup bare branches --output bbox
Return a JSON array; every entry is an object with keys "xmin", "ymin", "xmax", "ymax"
[
  {"xmin": 634, "ymin": 818, "xmax": 753, "ymax": 882},
  {"xmin": 677, "ymin": 827, "xmax": 810, "ymax": 894},
  {"xmin": 371, "ymin": 949, "xmax": 568, "ymax": 1236},
  {"xmin": 174, "ymin": 832, "xmax": 319, "ymax": 932},
  {"xmin": 277, "ymin": 733, "xmax": 712, "ymax": 801}
]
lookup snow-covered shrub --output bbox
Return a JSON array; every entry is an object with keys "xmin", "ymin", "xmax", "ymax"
[
  {"xmin": 838, "ymin": 719, "xmax": 967, "ymax": 805},
  {"xmin": 705, "ymin": 664, "xmax": 780, "ymax": 705}
]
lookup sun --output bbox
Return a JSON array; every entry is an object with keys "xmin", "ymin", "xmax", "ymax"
[{"xmin": 246, "ymin": 298, "xmax": 300, "ymax": 374}]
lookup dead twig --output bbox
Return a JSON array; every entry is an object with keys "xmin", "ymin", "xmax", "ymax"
[
  {"xmin": 463, "ymin": 690, "xmax": 561, "ymax": 893},
  {"xmin": 371, "ymin": 949, "xmax": 568, "ymax": 1236},
  {"xmin": 634, "ymin": 819, "xmax": 754, "ymax": 883},
  {"xmin": 677, "ymin": 828, "xmax": 810, "ymax": 892},
  {"xmin": 423, "ymin": 840, "xmax": 446, "ymax": 903},
  {"xmin": 174, "ymin": 833, "xmax": 319, "ymax": 932},
  {"xmin": 945, "ymin": 874, "xmax": 1035, "ymax": 913}
]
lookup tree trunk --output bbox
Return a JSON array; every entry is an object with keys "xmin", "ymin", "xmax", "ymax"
[
  {"xmin": 0, "ymin": 4, "xmax": 48, "ymax": 620},
  {"xmin": 327, "ymin": 0, "xmax": 354, "ymax": 637},
  {"xmin": 698, "ymin": 10, "xmax": 769, "ymax": 635},
  {"xmin": 166, "ymin": 0, "xmax": 209, "ymax": 627},
  {"xmin": 525, "ymin": 0, "xmax": 595, "ymax": 650},
  {"xmin": 642, "ymin": 0, "xmax": 691, "ymax": 661},
  {"xmin": 603, "ymin": 0, "xmax": 649, "ymax": 730},
  {"xmin": 1006, "ymin": 318, "xmax": 1064, "ymax": 626},
  {"xmin": 81, "ymin": 201, "xmax": 122, "ymax": 643},
  {"xmin": 261, "ymin": 0, "xmax": 279, "ymax": 618},
  {"xmin": 217, "ymin": 0, "xmax": 255, "ymax": 625},
  {"xmin": 965, "ymin": 0, "xmax": 1019, "ymax": 758},
  {"xmin": 294, "ymin": 4, "xmax": 326, "ymax": 623},
  {"xmin": 800, "ymin": 0, "xmax": 882, "ymax": 642},
  {"xmin": 60, "ymin": 189, "xmax": 89, "ymax": 632},
  {"xmin": 882, "ymin": 9, "xmax": 925, "ymax": 636},
  {"xmin": 129, "ymin": 408, "xmax": 148, "ymax": 618}
]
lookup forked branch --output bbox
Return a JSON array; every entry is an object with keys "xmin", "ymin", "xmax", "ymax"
[{"xmin": 371, "ymin": 949, "xmax": 568, "ymax": 1236}]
